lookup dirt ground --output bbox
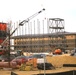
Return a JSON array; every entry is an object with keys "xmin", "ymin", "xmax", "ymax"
[
  {"xmin": 46, "ymin": 55, "xmax": 76, "ymax": 68},
  {"xmin": 0, "ymin": 55, "xmax": 76, "ymax": 75}
]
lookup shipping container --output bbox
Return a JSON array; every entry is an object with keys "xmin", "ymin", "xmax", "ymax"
[
  {"xmin": 0, "ymin": 23, "xmax": 7, "ymax": 31},
  {"xmin": 0, "ymin": 39, "xmax": 4, "ymax": 44},
  {"xmin": 0, "ymin": 22, "xmax": 7, "ymax": 37}
]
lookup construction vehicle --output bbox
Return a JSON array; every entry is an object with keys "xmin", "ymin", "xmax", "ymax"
[
  {"xmin": 54, "ymin": 49, "xmax": 62, "ymax": 54},
  {"xmin": 0, "ymin": 8, "xmax": 45, "ymax": 55}
]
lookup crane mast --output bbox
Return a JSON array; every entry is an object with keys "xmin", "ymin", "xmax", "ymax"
[{"xmin": 0, "ymin": 8, "xmax": 45, "ymax": 47}]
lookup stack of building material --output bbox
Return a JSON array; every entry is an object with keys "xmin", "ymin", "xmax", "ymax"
[
  {"xmin": 19, "ymin": 63, "xmax": 26, "ymax": 71},
  {"xmin": 19, "ymin": 58, "xmax": 37, "ymax": 71},
  {"xmin": 27, "ymin": 58, "xmax": 37, "ymax": 68},
  {"xmin": 25, "ymin": 62, "xmax": 33, "ymax": 71}
]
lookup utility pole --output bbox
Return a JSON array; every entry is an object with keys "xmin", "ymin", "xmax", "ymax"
[{"xmin": 8, "ymin": 23, "xmax": 11, "ymax": 67}]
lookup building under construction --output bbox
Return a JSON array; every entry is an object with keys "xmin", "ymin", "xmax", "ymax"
[
  {"xmin": 11, "ymin": 32, "xmax": 76, "ymax": 52},
  {"xmin": 0, "ymin": 18, "xmax": 76, "ymax": 53},
  {"xmin": 9, "ymin": 18, "xmax": 76, "ymax": 53},
  {"xmin": 0, "ymin": 8, "xmax": 76, "ymax": 53}
]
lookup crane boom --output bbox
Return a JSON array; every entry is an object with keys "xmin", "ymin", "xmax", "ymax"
[
  {"xmin": 0, "ymin": 8, "xmax": 45, "ymax": 47},
  {"xmin": 19, "ymin": 8, "xmax": 45, "ymax": 26}
]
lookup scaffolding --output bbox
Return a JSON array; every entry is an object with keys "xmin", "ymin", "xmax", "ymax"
[
  {"xmin": 48, "ymin": 18, "xmax": 67, "ymax": 51},
  {"xmin": 10, "ymin": 18, "xmax": 68, "ymax": 52},
  {"xmin": 10, "ymin": 19, "xmax": 48, "ymax": 53}
]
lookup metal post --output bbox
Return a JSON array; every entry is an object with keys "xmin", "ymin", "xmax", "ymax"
[
  {"xmin": 44, "ymin": 55, "xmax": 46, "ymax": 75},
  {"xmin": 8, "ymin": 25, "xmax": 10, "ymax": 67},
  {"xmin": 73, "ymin": 70, "xmax": 75, "ymax": 75}
]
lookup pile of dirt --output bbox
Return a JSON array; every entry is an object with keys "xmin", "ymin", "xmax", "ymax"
[{"xmin": 46, "ymin": 55, "xmax": 76, "ymax": 68}]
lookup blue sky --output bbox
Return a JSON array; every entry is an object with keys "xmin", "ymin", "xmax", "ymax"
[{"xmin": 0, "ymin": 0, "xmax": 76, "ymax": 32}]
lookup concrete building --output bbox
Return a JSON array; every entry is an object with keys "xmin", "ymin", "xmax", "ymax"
[
  {"xmin": 10, "ymin": 18, "xmax": 76, "ymax": 53},
  {"xmin": 11, "ymin": 32, "xmax": 76, "ymax": 52}
]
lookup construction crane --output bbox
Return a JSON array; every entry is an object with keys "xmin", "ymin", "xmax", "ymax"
[
  {"xmin": 0, "ymin": 8, "xmax": 45, "ymax": 48},
  {"xmin": 19, "ymin": 8, "xmax": 45, "ymax": 26}
]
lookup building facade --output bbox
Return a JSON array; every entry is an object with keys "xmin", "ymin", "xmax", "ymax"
[{"xmin": 11, "ymin": 32, "xmax": 76, "ymax": 52}]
